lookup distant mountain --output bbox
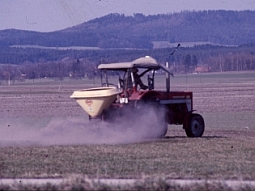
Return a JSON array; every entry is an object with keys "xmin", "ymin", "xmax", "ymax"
[{"xmin": 1, "ymin": 10, "xmax": 255, "ymax": 49}]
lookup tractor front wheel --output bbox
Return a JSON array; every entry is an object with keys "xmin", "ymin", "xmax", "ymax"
[{"xmin": 185, "ymin": 114, "xmax": 205, "ymax": 137}]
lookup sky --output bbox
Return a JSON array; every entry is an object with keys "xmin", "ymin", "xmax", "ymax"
[{"xmin": 1, "ymin": 0, "xmax": 255, "ymax": 32}]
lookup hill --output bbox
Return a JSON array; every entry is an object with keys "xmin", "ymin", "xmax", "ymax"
[{"xmin": 0, "ymin": 10, "xmax": 255, "ymax": 49}]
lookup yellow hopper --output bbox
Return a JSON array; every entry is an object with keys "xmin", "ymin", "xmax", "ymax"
[{"xmin": 70, "ymin": 87, "xmax": 120, "ymax": 118}]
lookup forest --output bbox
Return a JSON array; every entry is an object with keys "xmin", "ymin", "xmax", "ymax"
[
  {"xmin": 0, "ymin": 43, "xmax": 255, "ymax": 84},
  {"xmin": 1, "ymin": 10, "xmax": 255, "ymax": 48},
  {"xmin": 0, "ymin": 10, "xmax": 255, "ymax": 83}
]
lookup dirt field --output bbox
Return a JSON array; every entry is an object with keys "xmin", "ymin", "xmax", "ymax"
[{"xmin": 0, "ymin": 71, "xmax": 255, "ymax": 182}]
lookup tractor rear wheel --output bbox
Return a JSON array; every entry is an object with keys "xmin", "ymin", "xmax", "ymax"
[
  {"xmin": 185, "ymin": 114, "xmax": 205, "ymax": 137},
  {"xmin": 136, "ymin": 99, "xmax": 168, "ymax": 138},
  {"xmin": 135, "ymin": 100, "xmax": 168, "ymax": 138}
]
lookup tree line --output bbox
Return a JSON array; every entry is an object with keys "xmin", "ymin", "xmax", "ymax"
[{"xmin": 0, "ymin": 44, "xmax": 254, "ymax": 84}]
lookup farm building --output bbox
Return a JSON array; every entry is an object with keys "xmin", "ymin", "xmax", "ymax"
[{"xmin": 194, "ymin": 66, "xmax": 209, "ymax": 73}]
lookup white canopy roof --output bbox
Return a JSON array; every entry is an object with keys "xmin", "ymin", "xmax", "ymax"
[{"xmin": 98, "ymin": 56, "xmax": 173, "ymax": 76}]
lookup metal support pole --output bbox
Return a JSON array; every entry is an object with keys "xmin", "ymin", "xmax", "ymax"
[
  {"xmin": 104, "ymin": 70, "xmax": 108, "ymax": 86},
  {"xmin": 166, "ymin": 62, "xmax": 170, "ymax": 92},
  {"xmin": 130, "ymin": 71, "xmax": 137, "ymax": 92}
]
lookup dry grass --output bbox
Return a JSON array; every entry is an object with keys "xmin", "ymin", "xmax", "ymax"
[
  {"xmin": 0, "ymin": 71, "xmax": 255, "ymax": 190},
  {"xmin": 1, "ymin": 131, "xmax": 255, "ymax": 180}
]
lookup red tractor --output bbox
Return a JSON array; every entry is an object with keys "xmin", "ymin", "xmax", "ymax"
[{"xmin": 71, "ymin": 53, "xmax": 205, "ymax": 138}]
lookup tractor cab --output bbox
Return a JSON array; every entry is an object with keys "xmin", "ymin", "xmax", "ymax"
[{"xmin": 98, "ymin": 56, "xmax": 173, "ymax": 103}]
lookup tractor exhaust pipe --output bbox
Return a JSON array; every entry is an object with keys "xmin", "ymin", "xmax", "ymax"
[
  {"xmin": 166, "ymin": 43, "xmax": 181, "ymax": 92},
  {"xmin": 170, "ymin": 43, "xmax": 181, "ymax": 56}
]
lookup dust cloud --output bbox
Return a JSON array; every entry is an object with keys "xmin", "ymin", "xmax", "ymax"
[{"xmin": 0, "ymin": 106, "xmax": 167, "ymax": 147}]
